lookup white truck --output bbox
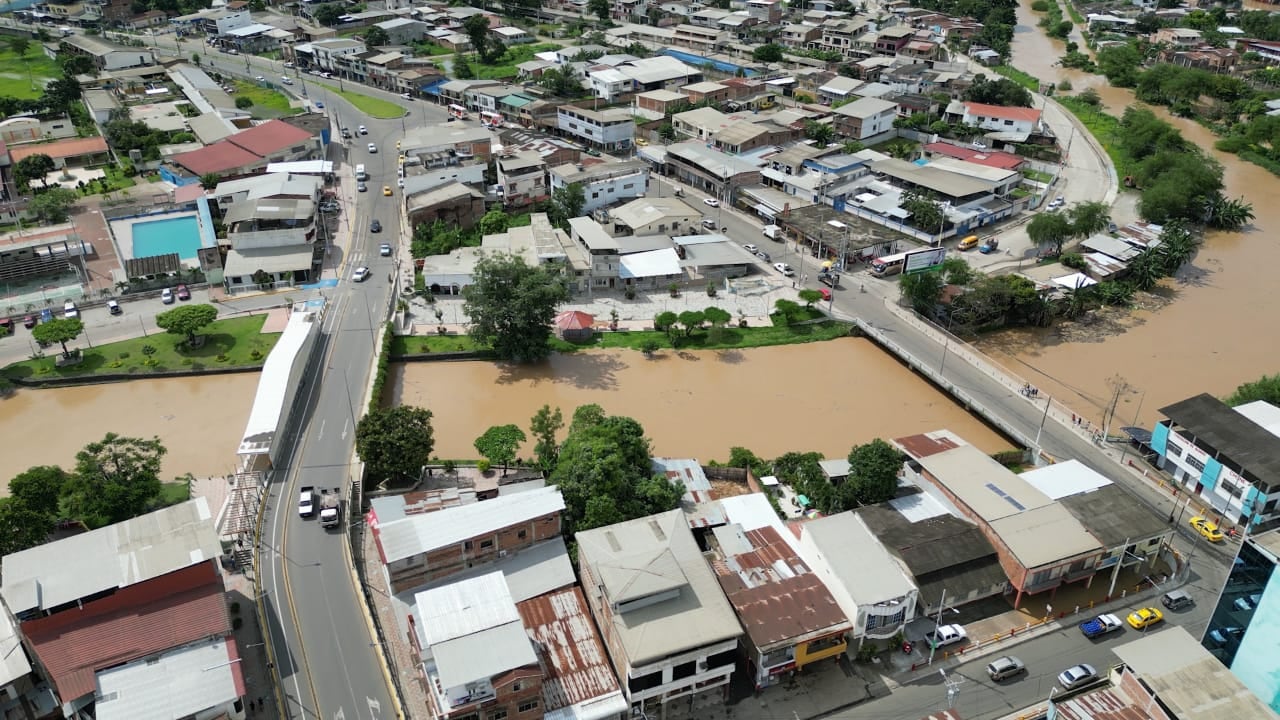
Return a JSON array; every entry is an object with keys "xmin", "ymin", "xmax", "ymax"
[
  {"xmin": 319, "ymin": 489, "xmax": 342, "ymax": 529},
  {"xmin": 925, "ymin": 624, "xmax": 968, "ymax": 650},
  {"xmin": 298, "ymin": 486, "xmax": 316, "ymax": 518}
]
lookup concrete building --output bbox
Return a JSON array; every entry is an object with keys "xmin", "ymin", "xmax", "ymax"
[
  {"xmin": 496, "ymin": 151, "xmax": 549, "ymax": 208},
  {"xmin": 663, "ymin": 142, "xmax": 763, "ymax": 203},
  {"xmin": 170, "ymin": 119, "xmax": 319, "ymax": 182},
  {"xmin": 557, "ymin": 106, "xmax": 635, "ymax": 152},
  {"xmin": 549, "ymin": 159, "xmax": 649, "ymax": 213},
  {"xmin": 369, "ymin": 486, "xmax": 566, "ymax": 595},
  {"xmin": 1152, "ymin": 394, "xmax": 1280, "ymax": 528},
  {"xmin": 412, "ymin": 572, "xmax": 543, "ymax": 720},
  {"xmin": 959, "ymin": 101, "xmax": 1042, "ymax": 136},
  {"xmin": 375, "ymin": 17, "xmax": 427, "ymax": 44},
  {"xmin": 604, "ymin": 196, "xmax": 701, "ymax": 237},
  {"xmin": 218, "ymin": 173, "xmax": 323, "ymax": 294},
  {"xmin": 57, "ymin": 35, "xmax": 155, "ymax": 71},
  {"xmin": 832, "ymin": 96, "xmax": 898, "ymax": 141},
  {"xmin": 713, "ymin": 495, "xmax": 851, "ymax": 689},
  {"xmin": 576, "ymin": 510, "xmax": 743, "ymax": 717},
  {"xmin": 1199, "ymin": 528, "xmax": 1280, "ymax": 714}
]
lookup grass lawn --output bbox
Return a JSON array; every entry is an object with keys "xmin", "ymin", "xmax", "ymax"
[
  {"xmin": 412, "ymin": 42, "xmax": 452, "ymax": 57},
  {"xmin": 3, "ymin": 315, "xmax": 280, "ymax": 380},
  {"xmin": 159, "ymin": 481, "xmax": 191, "ymax": 506},
  {"xmin": 1023, "ymin": 169, "xmax": 1054, "ymax": 183},
  {"xmin": 993, "ymin": 65, "xmax": 1041, "ymax": 92},
  {"xmin": 232, "ymin": 80, "xmax": 299, "ymax": 116},
  {"xmin": 0, "ymin": 48, "xmax": 61, "ymax": 100},
  {"xmin": 474, "ymin": 43, "xmax": 561, "ymax": 80},
  {"xmin": 1055, "ymin": 95, "xmax": 1132, "ymax": 178},
  {"xmin": 315, "ymin": 82, "xmax": 405, "ymax": 119}
]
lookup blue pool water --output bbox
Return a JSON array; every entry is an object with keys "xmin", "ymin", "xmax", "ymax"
[
  {"xmin": 661, "ymin": 49, "xmax": 756, "ymax": 77},
  {"xmin": 131, "ymin": 216, "xmax": 203, "ymax": 260}
]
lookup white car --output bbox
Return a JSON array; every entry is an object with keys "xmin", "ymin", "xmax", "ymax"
[
  {"xmin": 284, "ymin": 61, "xmax": 294, "ymax": 68},
  {"xmin": 773, "ymin": 263, "xmax": 794, "ymax": 277},
  {"xmin": 281, "ymin": 76, "xmax": 293, "ymax": 85},
  {"xmin": 358, "ymin": 125, "xmax": 368, "ymax": 135},
  {"xmin": 367, "ymin": 143, "xmax": 377, "ymax": 153},
  {"xmin": 254, "ymin": 75, "xmax": 266, "ymax": 82},
  {"xmin": 743, "ymin": 243, "xmax": 758, "ymax": 254},
  {"xmin": 160, "ymin": 288, "xmax": 174, "ymax": 304},
  {"xmin": 400, "ymin": 92, "xmax": 413, "ymax": 99},
  {"xmin": 379, "ymin": 243, "xmax": 392, "ymax": 257},
  {"xmin": 352, "ymin": 266, "xmax": 370, "ymax": 282},
  {"xmin": 63, "ymin": 301, "xmax": 78, "ymax": 318},
  {"xmin": 703, "ymin": 198, "xmax": 720, "ymax": 207},
  {"xmin": 1057, "ymin": 664, "xmax": 1098, "ymax": 691},
  {"xmin": 397, "ymin": 177, "xmax": 404, "ymax": 188}
]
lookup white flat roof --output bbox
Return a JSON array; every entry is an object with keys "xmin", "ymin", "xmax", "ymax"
[
  {"xmin": 238, "ymin": 306, "xmax": 322, "ymax": 456},
  {"xmin": 1, "ymin": 498, "xmax": 219, "ymax": 614},
  {"xmin": 415, "ymin": 572, "xmax": 538, "ymax": 688},
  {"xmin": 619, "ymin": 248, "xmax": 682, "ymax": 279},
  {"xmin": 265, "ymin": 160, "xmax": 334, "ymax": 174},
  {"xmin": 1234, "ymin": 400, "xmax": 1280, "ymax": 439},
  {"xmin": 1020, "ymin": 460, "xmax": 1113, "ymax": 500},
  {"xmin": 94, "ymin": 638, "xmax": 241, "ymax": 720},
  {"xmin": 375, "ymin": 486, "xmax": 565, "ymax": 564},
  {"xmin": 800, "ymin": 512, "xmax": 917, "ymax": 607}
]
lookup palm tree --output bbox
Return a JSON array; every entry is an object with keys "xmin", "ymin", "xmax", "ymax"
[
  {"xmin": 1058, "ymin": 285, "xmax": 1095, "ymax": 320},
  {"xmin": 1126, "ymin": 252, "xmax": 1163, "ymax": 291},
  {"xmin": 199, "ymin": 173, "xmax": 221, "ymax": 190},
  {"xmin": 1206, "ymin": 196, "xmax": 1255, "ymax": 230}
]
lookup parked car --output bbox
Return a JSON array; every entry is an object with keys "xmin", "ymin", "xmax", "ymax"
[
  {"xmin": 357, "ymin": 182, "xmax": 368, "ymax": 192},
  {"xmin": 702, "ymin": 218, "xmax": 717, "ymax": 229},
  {"xmin": 370, "ymin": 219, "xmax": 382, "ymax": 233},
  {"xmin": 1079, "ymin": 613, "xmax": 1123, "ymax": 639},
  {"xmin": 743, "ymin": 243, "xmax": 758, "ymax": 253},
  {"xmin": 40, "ymin": 308, "xmax": 53, "ymax": 324},
  {"xmin": 773, "ymin": 263, "xmax": 795, "ymax": 277},
  {"xmin": 986, "ymin": 656, "xmax": 1026, "ymax": 682},
  {"xmin": 755, "ymin": 250, "xmax": 771, "ymax": 262},
  {"xmin": 1190, "ymin": 516, "xmax": 1224, "ymax": 542},
  {"xmin": 341, "ymin": 127, "xmax": 352, "ymax": 139},
  {"xmin": 352, "ymin": 266, "xmax": 370, "ymax": 282},
  {"xmin": 958, "ymin": 235, "xmax": 979, "ymax": 250},
  {"xmin": 400, "ymin": 92, "xmax": 413, "ymax": 100},
  {"xmin": 1057, "ymin": 664, "xmax": 1097, "ymax": 691},
  {"xmin": 1126, "ymin": 607, "xmax": 1164, "ymax": 630},
  {"xmin": 379, "ymin": 243, "xmax": 392, "ymax": 257},
  {"xmin": 161, "ymin": 288, "xmax": 174, "ymax": 304},
  {"xmin": 284, "ymin": 61, "xmax": 294, "ymax": 68},
  {"xmin": 314, "ymin": 101, "xmax": 324, "ymax": 109},
  {"xmin": 367, "ymin": 143, "xmax": 378, "ymax": 153},
  {"xmin": 1162, "ymin": 590, "xmax": 1194, "ymax": 611},
  {"xmin": 397, "ymin": 178, "xmax": 404, "ymax": 188},
  {"xmin": 924, "ymin": 624, "xmax": 968, "ymax": 649},
  {"xmin": 281, "ymin": 76, "xmax": 293, "ymax": 85},
  {"xmin": 176, "ymin": 284, "xmax": 190, "ymax": 301},
  {"xmin": 703, "ymin": 198, "xmax": 720, "ymax": 207},
  {"xmin": 23, "ymin": 315, "xmax": 36, "ymax": 329},
  {"xmin": 63, "ymin": 300, "xmax": 78, "ymax": 318},
  {"xmin": 107, "ymin": 299, "xmax": 121, "ymax": 315},
  {"xmin": 255, "ymin": 75, "xmax": 266, "ymax": 82}
]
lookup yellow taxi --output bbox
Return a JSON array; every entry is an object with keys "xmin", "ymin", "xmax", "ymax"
[
  {"xmin": 635, "ymin": 137, "xmax": 648, "ymax": 146},
  {"xmin": 382, "ymin": 185, "xmax": 392, "ymax": 196},
  {"xmin": 1190, "ymin": 516, "xmax": 1225, "ymax": 542},
  {"xmin": 958, "ymin": 235, "xmax": 979, "ymax": 250},
  {"xmin": 1126, "ymin": 607, "xmax": 1163, "ymax": 630}
]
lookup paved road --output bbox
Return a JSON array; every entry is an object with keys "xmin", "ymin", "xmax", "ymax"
[{"xmin": 189, "ymin": 46, "xmax": 421, "ymax": 720}]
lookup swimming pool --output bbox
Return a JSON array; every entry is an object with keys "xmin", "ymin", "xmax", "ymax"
[
  {"xmin": 661, "ymin": 49, "xmax": 756, "ymax": 77},
  {"xmin": 131, "ymin": 216, "xmax": 204, "ymax": 260}
]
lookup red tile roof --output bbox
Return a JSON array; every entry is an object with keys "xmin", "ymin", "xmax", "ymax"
[
  {"xmin": 173, "ymin": 142, "xmax": 263, "ymax": 176},
  {"xmin": 516, "ymin": 588, "xmax": 623, "ymax": 712},
  {"xmin": 9, "ymin": 136, "xmax": 109, "ymax": 163},
  {"xmin": 922, "ymin": 142, "xmax": 1025, "ymax": 171},
  {"xmin": 226, "ymin": 119, "xmax": 315, "ymax": 157},
  {"xmin": 962, "ymin": 101, "xmax": 1042, "ymax": 124},
  {"xmin": 22, "ymin": 562, "xmax": 230, "ymax": 704}
]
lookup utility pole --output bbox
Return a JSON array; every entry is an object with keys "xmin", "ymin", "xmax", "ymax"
[
  {"xmin": 1034, "ymin": 393, "xmax": 1052, "ymax": 457},
  {"xmin": 1107, "ymin": 536, "xmax": 1130, "ymax": 598},
  {"xmin": 939, "ymin": 668, "xmax": 964, "ymax": 709},
  {"xmin": 1119, "ymin": 390, "xmax": 1146, "ymax": 465},
  {"xmin": 1102, "ymin": 374, "xmax": 1133, "ymax": 444}
]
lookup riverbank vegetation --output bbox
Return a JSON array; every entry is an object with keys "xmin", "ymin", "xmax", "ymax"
[
  {"xmin": 713, "ymin": 441, "xmax": 905, "ymax": 517},
  {"xmin": 914, "ymin": 0, "xmax": 1017, "ymax": 57},
  {"xmin": 2, "ymin": 434, "xmax": 184, "ymax": 554},
  {"xmin": 1225, "ymin": 374, "xmax": 1280, "ymax": 408},
  {"xmin": 3, "ymin": 314, "xmax": 277, "ymax": 380}
]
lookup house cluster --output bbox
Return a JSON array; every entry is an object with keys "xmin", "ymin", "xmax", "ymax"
[
  {"xmin": 0, "ymin": 499, "xmax": 248, "ymax": 720},
  {"xmin": 366, "ymin": 434, "xmax": 1174, "ymax": 720},
  {"xmin": 1014, "ymin": 220, "xmax": 1164, "ymax": 292}
]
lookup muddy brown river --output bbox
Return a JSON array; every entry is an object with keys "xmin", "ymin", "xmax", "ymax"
[
  {"xmin": 389, "ymin": 341, "xmax": 1011, "ymax": 461},
  {"xmin": 976, "ymin": 2, "xmax": 1280, "ymax": 427},
  {"xmin": 0, "ymin": 374, "xmax": 259, "ymax": 489}
]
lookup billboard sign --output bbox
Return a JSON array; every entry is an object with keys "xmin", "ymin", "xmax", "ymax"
[{"xmin": 904, "ymin": 247, "xmax": 946, "ymax": 275}]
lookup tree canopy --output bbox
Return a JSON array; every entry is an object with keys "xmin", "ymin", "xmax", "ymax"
[
  {"xmin": 14, "ymin": 153, "xmax": 54, "ymax": 189},
  {"xmin": 364, "ymin": 25, "xmax": 389, "ymax": 46},
  {"xmin": 752, "ymin": 43, "xmax": 785, "ymax": 62},
  {"xmin": 28, "ymin": 188, "xmax": 78, "ymax": 224},
  {"xmin": 0, "ymin": 498, "xmax": 56, "ymax": 556},
  {"xmin": 32, "ymin": 317, "xmax": 84, "ymax": 358},
  {"xmin": 549, "ymin": 182, "xmax": 586, "ymax": 228},
  {"xmin": 463, "ymin": 253, "xmax": 569, "ymax": 363},
  {"xmin": 530, "ymin": 404, "xmax": 564, "ymax": 475},
  {"xmin": 845, "ymin": 439, "xmax": 904, "ymax": 505},
  {"xmin": 155, "ymin": 304, "xmax": 218, "ymax": 345},
  {"xmin": 549, "ymin": 405, "xmax": 682, "ymax": 536},
  {"xmin": 1226, "ymin": 374, "xmax": 1280, "ymax": 408},
  {"xmin": 8, "ymin": 465, "xmax": 68, "ymax": 519},
  {"xmin": 356, "ymin": 405, "xmax": 436, "ymax": 486},
  {"xmin": 63, "ymin": 433, "xmax": 166, "ymax": 529},
  {"xmin": 963, "ymin": 75, "xmax": 1033, "ymax": 108},
  {"xmin": 1026, "ymin": 211, "xmax": 1073, "ymax": 255},
  {"xmin": 474, "ymin": 424, "xmax": 526, "ymax": 475}
]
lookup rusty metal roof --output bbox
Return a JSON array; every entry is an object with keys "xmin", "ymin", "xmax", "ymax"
[
  {"xmin": 516, "ymin": 588, "xmax": 626, "ymax": 715},
  {"xmin": 711, "ymin": 526, "xmax": 850, "ymax": 652}
]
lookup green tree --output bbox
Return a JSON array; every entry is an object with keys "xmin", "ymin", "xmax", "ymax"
[
  {"xmin": 538, "ymin": 66, "xmax": 581, "ymax": 97},
  {"xmin": 463, "ymin": 253, "xmax": 569, "ymax": 362},
  {"xmin": 702, "ymin": 305, "xmax": 732, "ymax": 327},
  {"xmin": 658, "ymin": 123, "xmax": 675, "ymax": 142},
  {"xmin": 14, "ymin": 153, "xmax": 55, "ymax": 189},
  {"xmin": 588, "ymin": 0, "xmax": 610, "ymax": 21},
  {"xmin": 804, "ymin": 120, "xmax": 835, "ymax": 146},
  {"xmin": 32, "ymin": 317, "xmax": 84, "ymax": 358},
  {"xmin": 155, "ymin": 303, "xmax": 218, "ymax": 346},
  {"xmin": 1226, "ymin": 374, "xmax": 1280, "ymax": 407},
  {"xmin": 1204, "ymin": 196, "xmax": 1254, "ymax": 230},
  {"xmin": 901, "ymin": 191, "xmax": 946, "ymax": 235},
  {"xmin": 474, "ymin": 424, "xmax": 527, "ymax": 475},
  {"xmin": 549, "ymin": 405, "xmax": 682, "ymax": 536},
  {"xmin": 798, "ymin": 288, "xmax": 824, "ymax": 307},
  {"xmin": 549, "ymin": 182, "xmax": 586, "ymax": 227},
  {"xmin": 899, "ymin": 269, "xmax": 944, "ymax": 314},
  {"xmin": 773, "ymin": 298, "xmax": 802, "ymax": 324},
  {"xmin": 677, "ymin": 309, "xmax": 705, "ymax": 336},
  {"xmin": 1026, "ymin": 210, "xmax": 1073, "ymax": 255},
  {"xmin": 453, "ymin": 54, "xmax": 475, "ymax": 79},
  {"xmin": 235, "ymin": 96, "xmax": 254, "ymax": 110},
  {"xmin": 7, "ymin": 36, "xmax": 30, "ymax": 57},
  {"xmin": 313, "ymin": 3, "xmax": 344, "ymax": 26},
  {"xmin": 478, "ymin": 207, "xmax": 510, "ymax": 235},
  {"xmin": 191, "ymin": 52, "xmax": 202, "ymax": 67},
  {"xmin": 463, "ymin": 14, "xmax": 495, "ymax": 63},
  {"xmin": 364, "ymin": 26, "xmax": 390, "ymax": 46},
  {"xmin": 8, "ymin": 465, "xmax": 68, "ymax": 519},
  {"xmin": 752, "ymin": 43, "xmax": 784, "ymax": 62},
  {"xmin": 1066, "ymin": 200, "xmax": 1110, "ymax": 239},
  {"xmin": 1096, "ymin": 44, "xmax": 1143, "ymax": 87},
  {"xmin": 28, "ymin": 187, "xmax": 78, "ymax": 224},
  {"xmin": 846, "ymin": 439, "xmax": 904, "ymax": 505},
  {"xmin": 0, "ymin": 498, "xmax": 55, "ymax": 555},
  {"xmin": 63, "ymin": 433, "xmax": 166, "ymax": 529},
  {"xmin": 654, "ymin": 310, "xmax": 678, "ymax": 340},
  {"xmin": 964, "ymin": 75, "xmax": 1033, "ymax": 107},
  {"xmin": 355, "ymin": 405, "xmax": 436, "ymax": 484},
  {"xmin": 530, "ymin": 404, "xmax": 564, "ymax": 475},
  {"xmin": 199, "ymin": 173, "xmax": 222, "ymax": 190}
]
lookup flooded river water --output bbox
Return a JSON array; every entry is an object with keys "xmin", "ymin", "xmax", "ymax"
[
  {"xmin": 976, "ymin": 1, "xmax": 1280, "ymax": 426},
  {"xmin": 389, "ymin": 341, "xmax": 1010, "ymax": 461},
  {"xmin": 0, "ymin": 374, "xmax": 259, "ymax": 489}
]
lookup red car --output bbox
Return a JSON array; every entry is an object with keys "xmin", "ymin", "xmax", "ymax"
[{"xmin": 176, "ymin": 284, "xmax": 191, "ymax": 301}]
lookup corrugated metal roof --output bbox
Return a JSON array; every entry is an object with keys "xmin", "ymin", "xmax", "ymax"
[
  {"xmin": 375, "ymin": 486, "xmax": 565, "ymax": 564},
  {"xmin": 432, "ymin": 621, "xmax": 538, "ymax": 689},
  {"xmin": 415, "ymin": 572, "xmax": 538, "ymax": 689},
  {"xmin": 655, "ymin": 457, "xmax": 726, "ymax": 529},
  {"xmin": 95, "ymin": 638, "xmax": 243, "ymax": 720},
  {"xmin": 23, "ymin": 562, "xmax": 230, "ymax": 704},
  {"xmin": 517, "ymin": 588, "xmax": 625, "ymax": 715},
  {"xmin": 416, "ymin": 537, "xmax": 574, "ymax": 604},
  {"xmin": 1, "ymin": 498, "xmax": 220, "ymax": 614}
]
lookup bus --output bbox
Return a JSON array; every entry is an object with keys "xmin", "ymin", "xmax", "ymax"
[
  {"xmin": 870, "ymin": 252, "xmax": 909, "ymax": 277},
  {"xmin": 448, "ymin": 103, "xmax": 469, "ymax": 120},
  {"xmin": 480, "ymin": 110, "xmax": 503, "ymax": 128}
]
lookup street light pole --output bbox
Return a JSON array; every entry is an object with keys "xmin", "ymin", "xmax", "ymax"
[{"xmin": 1034, "ymin": 393, "xmax": 1052, "ymax": 455}]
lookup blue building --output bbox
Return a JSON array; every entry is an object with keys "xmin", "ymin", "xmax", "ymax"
[
  {"xmin": 1152, "ymin": 393, "xmax": 1280, "ymax": 529},
  {"xmin": 1201, "ymin": 528, "xmax": 1280, "ymax": 714}
]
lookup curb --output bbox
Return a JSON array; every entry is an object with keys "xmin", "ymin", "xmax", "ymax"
[{"xmin": 7, "ymin": 363, "xmax": 263, "ymax": 388}]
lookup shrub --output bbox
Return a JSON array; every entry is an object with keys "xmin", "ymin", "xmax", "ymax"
[
  {"xmin": 1060, "ymin": 252, "xmax": 1087, "ymax": 270},
  {"xmin": 249, "ymin": 349, "xmax": 263, "ymax": 360},
  {"xmin": 624, "ymin": 287, "xmax": 636, "ymax": 299},
  {"xmin": 668, "ymin": 282, "xmax": 680, "ymax": 297},
  {"xmin": 706, "ymin": 282, "xmax": 717, "ymax": 297},
  {"xmin": 443, "ymin": 459, "xmax": 457, "ymax": 474},
  {"xmin": 640, "ymin": 338, "xmax": 660, "ymax": 355},
  {"xmin": 1030, "ymin": 0, "xmax": 1049, "ymax": 9},
  {"xmin": 181, "ymin": 358, "xmax": 193, "ymax": 366},
  {"xmin": 477, "ymin": 459, "xmax": 492, "ymax": 473},
  {"xmin": 215, "ymin": 354, "xmax": 230, "ymax": 362},
  {"xmin": 1057, "ymin": 78, "xmax": 1073, "ymax": 91}
]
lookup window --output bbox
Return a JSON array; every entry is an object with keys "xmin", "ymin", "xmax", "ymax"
[
  {"xmin": 1003, "ymin": 119, "xmax": 1014, "ymax": 126},
  {"xmin": 517, "ymin": 700, "xmax": 539, "ymax": 713},
  {"xmin": 517, "ymin": 529, "xmax": 527, "ymax": 539},
  {"xmin": 672, "ymin": 660, "xmax": 696, "ymax": 680},
  {"xmin": 490, "ymin": 711, "xmax": 507, "ymax": 720},
  {"xmin": 479, "ymin": 538, "xmax": 494, "ymax": 550},
  {"xmin": 464, "ymin": 540, "xmax": 473, "ymax": 551},
  {"xmin": 1185, "ymin": 455, "xmax": 1206, "ymax": 473}
]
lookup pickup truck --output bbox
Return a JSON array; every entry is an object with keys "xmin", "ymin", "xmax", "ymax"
[
  {"xmin": 319, "ymin": 489, "xmax": 342, "ymax": 529},
  {"xmin": 298, "ymin": 486, "xmax": 316, "ymax": 518},
  {"xmin": 925, "ymin": 624, "xmax": 968, "ymax": 649},
  {"xmin": 1079, "ymin": 613, "xmax": 1123, "ymax": 639}
]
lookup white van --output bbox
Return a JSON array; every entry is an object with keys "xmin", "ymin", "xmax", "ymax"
[
  {"xmin": 354, "ymin": 164, "xmax": 368, "ymax": 181},
  {"xmin": 762, "ymin": 225, "xmax": 781, "ymax": 240}
]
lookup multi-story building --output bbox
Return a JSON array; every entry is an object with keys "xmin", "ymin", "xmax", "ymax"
[
  {"xmin": 412, "ymin": 572, "xmax": 544, "ymax": 720},
  {"xmin": 291, "ymin": 38, "xmax": 367, "ymax": 73},
  {"xmin": 549, "ymin": 159, "xmax": 649, "ymax": 213},
  {"xmin": 780, "ymin": 23, "xmax": 823, "ymax": 49},
  {"xmin": 216, "ymin": 173, "xmax": 323, "ymax": 293},
  {"xmin": 369, "ymin": 486, "xmax": 566, "ymax": 595},
  {"xmin": 1200, "ymin": 528, "xmax": 1280, "ymax": 714},
  {"xmin": 557, "ymin": 106, "xmax": 635, "ymax": 152},
  {"xmin": 832, "ymin": 96, "xmax": 898, "ymax": 141},
  {"xmin": 1152, "ymin": 394, "xmax": 1280, "ymax": 528},
  {"xmin": 745, "ymin": 0, "xmax": 782, "ymax": 23},
  {"xmin": 59, "ymin": 35, "xmax": 155, "ymax": 71},
  {"xmin": 958, "ymin": 101, "xmax": 1042, "ymax": 136},
  {"xmin": 873, "ymin": 25, "xmax": 915, "ymax": 55},
  {"xmin": 603, "ymin": 196, "xmax": 701, "ymax": 237},
  {"xmin": 664, "ymin": 141, "xmax": 762, "ymax": 202},
  {"xmin": 496, "ymin": 151, "xmax": 549, "ymax": 208},
  {"xmin": 576, "ymin": 510, "xmax": 743, "ymax": 717},
  {"xmin": 170, "ymin": 119, "xmax": 320, "ymax": 182}
]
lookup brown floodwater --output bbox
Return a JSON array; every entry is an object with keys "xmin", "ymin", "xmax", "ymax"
[
  {"xmin": 389, "ymin": 341, "xmax": 1011, "ymax": 461},
  {"xmin": 977, "ymin": 2, "xmax": 1280, "ymax": 428},
  {"xmin": 0, "ymin": 374, "xmax": 260, "ymax": 490}
]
